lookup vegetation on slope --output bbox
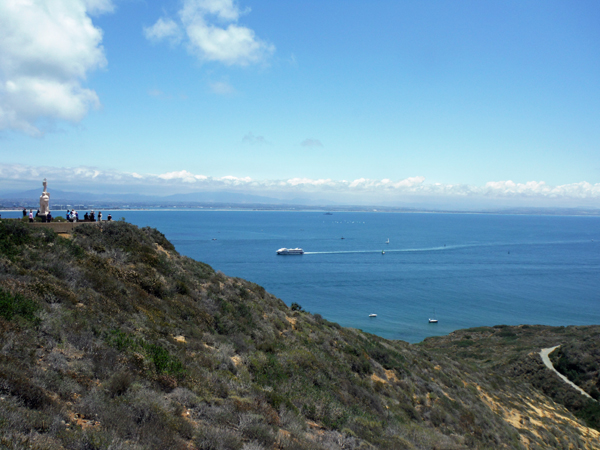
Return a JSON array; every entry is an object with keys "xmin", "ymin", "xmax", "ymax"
[
  {"xmin": 422, "ymin": 325, "xmax": 600, "ymax": 435},
  {"xmin": 0, "ymin": 220, "xmax": 597, "ymax": 449}
]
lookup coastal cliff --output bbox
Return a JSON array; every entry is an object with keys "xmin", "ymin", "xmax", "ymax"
[{"xmin": 0, "ymin": 220, "xmax": 598, "ymax": 449}]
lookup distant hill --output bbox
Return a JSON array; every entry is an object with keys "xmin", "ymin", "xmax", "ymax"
[
  {"xmin": 2, "ymin": 188, "xmax": 600, "ymax": 215},
  {"xmin": 0, "ymin": 188, "xmax": 291, "ymax": 205},
  {"xmin": 0, "ymin": 220, "xmax": 599, "ymax": 449},
  {"xmin": 162, "ymin": 191, "xmax": 290, "ymax": 204}
]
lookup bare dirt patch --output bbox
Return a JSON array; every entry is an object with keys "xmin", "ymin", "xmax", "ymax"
[{"xmin": 475, "ymin": 384, "xmax": 600, "ymax": 449}]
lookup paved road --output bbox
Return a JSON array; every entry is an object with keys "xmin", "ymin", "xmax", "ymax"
[{"xmin": 539, "ymin": 345, "xmax": 594, "ymax": 400}]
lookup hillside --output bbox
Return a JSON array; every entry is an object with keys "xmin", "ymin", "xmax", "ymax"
[
  {"xmin": 421, "ymin": 325, "xmax": 600, "ymax": 442},
  {"xmin": 0, "ymin": 220, "xmax": 598, "ymax": 450}
]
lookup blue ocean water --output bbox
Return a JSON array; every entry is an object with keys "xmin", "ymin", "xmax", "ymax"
[{"xmin": 5, "ymin": 210, "xmax": 600, "ymax": 342}]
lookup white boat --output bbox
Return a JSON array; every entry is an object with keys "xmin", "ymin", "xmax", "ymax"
[
  {"xmin": 369, "ymin": 314, "xmax": 377, "ymax": 317},
  {"xmin": 277, "ymin": 248, "xmax": 304, "ymax": 255},
  {"xmin": 386, "ymin": 238, "xmax": 389, "ymax": 244},
  {"xmin": 429, "ymin": 309, "xmax": 438, "ymax": 323}
]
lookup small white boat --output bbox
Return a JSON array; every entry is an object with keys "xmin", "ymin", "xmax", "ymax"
[
  {"xmin": 277, "ymin": 248, "xmax": 304, "ymax": 255},
  {"xmin": 386, "ymin": 238, "xmax": 389, "ymax": 244},
  {"xmin": 382, "ymin": 250, "xmax": 385, "ymax": 254},
  {"xmin": 369, "ymin": 314, "xmax": 377, "ymax": 318},
  {"xmin": 429, "ymin": 309, "xmax": 438, "ymax": 323}
]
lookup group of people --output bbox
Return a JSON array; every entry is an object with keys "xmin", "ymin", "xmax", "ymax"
[
  {"xmin": 21, "ymin": 207, "xmax": 112, "ymax": 223},
  {"xmin": 67, "ymin": 210, "xmax": 112, "ymax": 222},
  {"xmin": 23, "ymin": 208, "xmax": 52, "ymax": 222}
]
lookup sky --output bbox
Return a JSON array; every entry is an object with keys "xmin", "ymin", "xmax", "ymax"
[{"xmin": 1, "ymin": 0, "xmax": 599, "ymax": 208}]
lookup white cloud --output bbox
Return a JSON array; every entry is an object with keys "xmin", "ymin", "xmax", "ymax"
[
  {"xmin": 148, "ymin": 88, "xmax": 178, "ymax": 100},
  {"xmin": 145, "ymin": 0, "xmax": 274, "ymax": 66},
  {"xmin": 83, "ymin": 0, "xmax": 114, "ymax": 15},
  {"xmin": 2, "ymin": 164, "xmax": 600, "ymax": 206},
  {"xmin": 287, "ymin": 178, "xmax": 335, "ymax": 187},
  {"xmin": 182, "ymin": 0, "xmax": 246, "ymax": 22},
  {"xmin": 482, "ymin": 180, "xmax": 600, "ymax": 199},
  {"xmin": 301, "ymin": 138, "xmax": 323, "ymax": 148},
  {"xmin": 158, "ymin": 170, "xmax": 208, "ymax": 183},
  {"xmin": 0, "ymin": 0, "xmax": 112, "ymax": 136},
  {"xmin": 143, "ymin": 17, "xmax": 182, "ymax": 44},
  {"xmin": 210, "ymin": 80, "xmax": 235, "ymax": 95},
  {"xmin": 287, "ymin": 53, "xmax": 298, "ymax": 67},
  {"xmin": 347, "ymin": 176, "xmax": 426, "ymax": 190}
]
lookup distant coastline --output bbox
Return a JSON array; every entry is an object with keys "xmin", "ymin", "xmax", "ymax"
[{"xmin": 2, "ymin": 204, "xmax": 600, "ymax": 216}]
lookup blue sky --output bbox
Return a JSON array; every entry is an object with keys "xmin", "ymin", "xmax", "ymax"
[{"xmin": 1, "ymin": 0, "xmax": 599, "ymax": 207}]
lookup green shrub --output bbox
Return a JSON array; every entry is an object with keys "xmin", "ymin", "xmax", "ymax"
[
  {"xmin": 145, "ymin": 343, "xmax": 185, "ymax": 376},
  {"xmin": 0, "ymin": 221, "xmax": 30, "ymax": 258},
  {"xmin": 106, "ymin": 329, "xmax": 185, "ymax": 377},
  {"xmin": 250, "ymin": 353, "xmax": 287, "ymax": 385},
  {"xmin": 0, "ymin": 288, "xmax": 40, "ymax": 324},
  {"xmin": 576, "ymin": 400, "xmax": 600, "ymax": 430}
]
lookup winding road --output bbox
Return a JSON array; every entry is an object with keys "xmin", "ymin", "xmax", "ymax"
[{"xmin": 539, "ymin": 345, "xmax": 594, "ymax": 400}]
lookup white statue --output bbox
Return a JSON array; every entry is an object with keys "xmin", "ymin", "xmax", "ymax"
[{"xmin": 39, "ymin": 178, "xmax": 50, "ymax": 216}]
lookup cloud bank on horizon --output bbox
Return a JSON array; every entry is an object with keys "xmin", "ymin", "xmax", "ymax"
[{"xmin": 1, "ymin": 164, "xmax": 599, "ymax": 207}]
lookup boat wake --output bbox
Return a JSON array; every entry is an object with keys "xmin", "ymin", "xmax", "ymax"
[
  {"xmin": 303, "ymin": 245, "xmax": 466, "ymax": 255},
  {"xmin": 302, "ymin": 239, "xmax": 594, "ymax": 255}
]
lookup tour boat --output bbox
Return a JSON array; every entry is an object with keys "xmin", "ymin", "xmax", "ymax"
[{"xmin": 277, "ymin": 248, "xmax": 304, "ymax": 255}]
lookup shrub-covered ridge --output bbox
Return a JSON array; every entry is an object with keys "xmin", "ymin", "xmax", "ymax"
[{"xmin": 0, "ymin": 220, "xmax": 598, "ymax": 449}]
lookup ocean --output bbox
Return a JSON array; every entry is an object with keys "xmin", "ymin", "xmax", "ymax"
[{"xmin": 5, "ymin": 210, "xmax": 600, "ymax": 342}]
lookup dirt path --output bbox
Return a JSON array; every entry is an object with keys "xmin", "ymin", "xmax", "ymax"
[{"xmin": 540, "ymin": 346, "xmax": 594, "ymax": 400}]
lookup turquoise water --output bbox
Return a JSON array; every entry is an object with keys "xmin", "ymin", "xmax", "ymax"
[{"xmin": 7, "ymin": 210, "xmax": 600, "ymax": 342}]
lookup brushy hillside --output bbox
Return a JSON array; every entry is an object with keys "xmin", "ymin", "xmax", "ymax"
[
  {"xmin": 549, "ymin": 333, "xmax": 600, "ymax": 402},
  {"xmin": 0, "ymin": 220, "xmax": 598, "ymax": 450},
  {"xmin": 421, "ymin": 325, "xmax": 600, "ymax": 444}
]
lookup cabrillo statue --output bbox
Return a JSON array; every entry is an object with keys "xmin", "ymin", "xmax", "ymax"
[{"xmin": 39, "ymin": 178, "xmax": 50, "ymax": 217}]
